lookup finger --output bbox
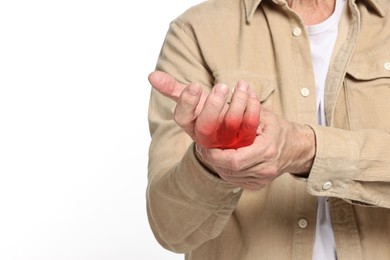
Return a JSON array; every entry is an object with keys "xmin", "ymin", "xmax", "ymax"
[
  {"xmin": 240, "ymin": 88, "xmax": 261, "ymax": 138},
  {"xmin": 173, "ymin": 83, "xmax": 202, "ymax": 136},
  {"xmin": 148, "ymin": 71, "xmax": 185, "ymax": 102},
  {"xmin": 197, "ymin": 147, "xmax": 238, "ymax": 169},
  {"xmin": 201, "ymin": 145, "xmax": 261, "ymax": 171},
  {"xmin": 195, "ymin": 83, "xmax": 229, "ymax": 137},
  {"xmin": 223, "ymin": 80, "xmax": 250, "ymax": 132}
]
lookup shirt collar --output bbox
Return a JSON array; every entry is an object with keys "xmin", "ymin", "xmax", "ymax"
[{"xmin": 243, "ymin": 0, "xmax": 385, "ymax": 23}]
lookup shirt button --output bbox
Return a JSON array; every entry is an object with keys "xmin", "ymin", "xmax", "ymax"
[
  {"xmin": 322, "ymin": 181, "xmax": 333, "ymax": 190},
  {"xmin": 384, "ymin": 62, "xmax": 390, "ymax": 71},
  {"xmin": 300, "ymin": 88, "xmax": 310, "ymax": 97},
  {"xmin": 232, "ymin": 187, "xmax": 241, "ymax": 193},
  {"xmin": 292, "ymin": 27, "xmax": 302, "ymax": 37},
  {"xmin": 298, "ymin": 218, "xmax": 308, "ymax": 229}
]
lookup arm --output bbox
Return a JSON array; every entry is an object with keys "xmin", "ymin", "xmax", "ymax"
[
  {"xmin": 147, "ymin": 20, "xmax": 244, "ymax": 253},
  {"xmin": 307, "ymin": 126, "xmax": 390, "ymax": 208},
  {"xmin": 147, "ymin": 19, "xmax": 316, "ymax": 251}
]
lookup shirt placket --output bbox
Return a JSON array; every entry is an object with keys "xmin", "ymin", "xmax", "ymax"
[{"xmin": 265, "ymin": 4, "xmax": 319, "ymax": 259}]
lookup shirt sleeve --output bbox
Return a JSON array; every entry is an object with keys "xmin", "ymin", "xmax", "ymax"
[
  {"xmin": 147, "ymin": 19, "xmax": 242, "ymax": 253},
  {"xmin": 306, "ymin": 125, "xmax": 390, "ymax": 208}
]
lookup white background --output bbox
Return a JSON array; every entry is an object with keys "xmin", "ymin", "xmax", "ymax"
[{"xmin": 0, "ymin": 0, "xmax": 203, "ymax": 259}]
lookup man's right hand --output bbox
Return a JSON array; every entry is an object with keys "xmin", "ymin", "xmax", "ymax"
[{"xmin": 148, "ymin": 71, "xmax": 261, "ymax": 149}]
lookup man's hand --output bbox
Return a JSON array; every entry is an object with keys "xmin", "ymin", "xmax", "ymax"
[
  {"xmin": 148, "ymin": 71, "xmax": 260, "ymax": 149},
  {"xmin": 149, "ymin": 71, "xmax": 315, "ymax": 190},
  {"xmin": 195, "ymin": 109, "xmax": 316, "ymax": 189}
]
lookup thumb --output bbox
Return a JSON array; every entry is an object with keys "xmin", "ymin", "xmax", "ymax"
[{"xmin": 148, "ymin": 71, "xmax": 186, "ymax": 102}]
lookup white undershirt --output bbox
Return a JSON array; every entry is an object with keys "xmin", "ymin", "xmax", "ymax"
[{"xmin": 305, "ymin": 0, "xmax": 346, "ymax": 259}]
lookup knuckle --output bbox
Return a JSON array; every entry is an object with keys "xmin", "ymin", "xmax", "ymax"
[
  {"xmin": 232, "ymin": 90, "xmax": 249, "ymax": 103},
  {"xmin": 264, "ymin": 145, "xmax": 278, "ymax": 159},
  {"xmin": 244, "ymin": 115, "xmax": 260, "ymax": 128},
  {"xmin": 228, "ymin": 156, "xmax": 243, "ymax": 172},
  {"xmin": 180, "ymin": 94, "xmax": 198, "ymax": 107},
  {"xmin": 195, "ymin": 124, "xmax": 213, "ymax": 136},
  {"xmin": 206, "ymin": 98, "xmax": 225, "ymax": 111},
  {"xmin": 173, "ymin": 113, "xmax": 186, "ymax": 127},
  {"xmin": 262, "ymin": 165, "xmax": 278, "ymax": 178},
  {"xmin": 224, "ymin": 116, "xmax": 241, "ymax": 131}
]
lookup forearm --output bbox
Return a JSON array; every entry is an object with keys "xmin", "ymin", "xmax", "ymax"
[
  {"xmin": 285, "ymin": 122, "xmax": 316, "ymax": 176},
  {"xmin": 147, "ymin": 17, "xmax": 248, "ymax": 251},
  {"xmin": 147, "ymin": 141, "xmax": 241, "ymax": 252},
  {"xmin": 307, "ymin": 125, "xmax": 390, "ymax": 208},
  {"xmin": 148, "ymin": 90, "xmax": 241, "ymax": 252}
]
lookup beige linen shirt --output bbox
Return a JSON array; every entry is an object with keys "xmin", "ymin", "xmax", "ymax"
[{"xmin": 147, "ymin": 0, "xmax": 390, "ymax": 259}]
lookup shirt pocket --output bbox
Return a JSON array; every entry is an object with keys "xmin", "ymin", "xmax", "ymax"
[
  {"xmin": 213, "ymin": 70, "xmax": 276, "ymax": 108},
  {"xmin": 344, "ymin": 45, "xmax": 390, "ymax": 131}
]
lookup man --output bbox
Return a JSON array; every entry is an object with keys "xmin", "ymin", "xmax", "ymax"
[{"xmin": 147, "ymin": 0, "xmax": 390, "ymax": 259}]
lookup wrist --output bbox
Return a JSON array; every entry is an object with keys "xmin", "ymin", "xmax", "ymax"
[
  {"xmin": 288, "ymin": 123, "xmax": 316, "ymax": 177},
  {"xmin": 193, "ymin": 143, "xmax": 221, "ymax": 178}
]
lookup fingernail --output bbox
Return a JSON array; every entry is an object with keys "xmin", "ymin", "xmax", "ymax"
[
  {"xmin": 249, "ymin": 89, "xmax": 258, "ymax": 98},
  {"xmin": 237, "ymin": 81, "xmax": 249, "ymax": 92},
  {"xmin": 214, "ymin": 84, "xmax": 228, "ymax": 97},
  {"xmin": 187, "ymin": 83, "xmax": 200, "ymax": 96}
]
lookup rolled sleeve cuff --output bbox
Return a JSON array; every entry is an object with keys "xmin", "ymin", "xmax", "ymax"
[
  {"xmin": 306, "ymin": 125, "xmax": 358, "ymax": 199},
  {"xmin": 175, "ymin": 143, "xmax": 243, "ymax": 208}
]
